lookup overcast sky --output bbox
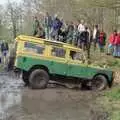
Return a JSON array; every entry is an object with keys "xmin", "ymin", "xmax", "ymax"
[{"xmin": 0, "ymin": 0, "xmax": 21, "ymax": 5}]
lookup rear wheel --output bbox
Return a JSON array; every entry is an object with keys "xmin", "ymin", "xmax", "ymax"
[
  {"xmin": 29, "ymin": 69, "xmax": 49, "ymax": 89},
  {"xmin": 91, "ymin": 75, "xmax": 108, "ymax": 91}
]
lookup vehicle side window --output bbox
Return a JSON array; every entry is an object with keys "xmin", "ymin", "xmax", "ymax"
[
  {"xmin": 24, "ymin": 42, "xmax": 45, "ymax": 54},
  {"xmin": 51, "ymin": 47, "xmax": 66, "ymax": 58},
  {"xmin": 69, "ymin": 51, "xmax": 85, "ymax": 62}
]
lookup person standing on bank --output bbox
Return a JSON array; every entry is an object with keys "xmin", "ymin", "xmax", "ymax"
[
  {"xmin": 73, "ymin": 24, "xmax": 79, "ymax": 46},
  {"xmin": 44, "ymin": 12, "xmax": 52, "ymax": 40},
  {"xmin": 78, "ymin": 20, "xmax": 85, "ymax": 33},
  {"xmin": 93, "ymin": 25, "xmax": 100, "ymax": 51},
  {"xmin": 108, "ymin": 30, "xmax": 118, "ymax": 55},
  {"xmin": 98, "ymin": 29, "xmax": 107, "ymax": 52},
  {"xmin": 51, "ymin": 14, "xmax": 62, "ymax": 41},
  {"xmin": 113, "ymin": 32, "xmax": 120, "ymax": 57},
  {"xmin": 79, "ymin": 26, "xmax": 90, "ymax": 58},
  {"xmin": 1, "ymin": 40, "xmax": 9, "ymax": 66},
  {"xmin": 33, "ymin": 16, "xmax": 40, "ymax": 36},
  {"xmin": 78, "ymin": 20, "xmax": 85, "ymax": 48},
  {"xmin": 67, "ymin": 21, "xmax": 74, "ymax": 44}
]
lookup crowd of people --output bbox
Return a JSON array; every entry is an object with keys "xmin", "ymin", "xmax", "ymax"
[
  {"xmin": 33, "ymin": 12, "xmax": 120, "ymax": 58},
  {"xmin": 0, "ymin": 12, "xmax": 119, "ymax": 69}
]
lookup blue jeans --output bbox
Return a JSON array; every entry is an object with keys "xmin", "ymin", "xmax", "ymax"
[
  {"xmin": 113, "ymin": 45, "xmax": 120, "ymax": 57},
  {"xmin": 108, "ymin": 44, "xmax": 113, "ymax": 54}
]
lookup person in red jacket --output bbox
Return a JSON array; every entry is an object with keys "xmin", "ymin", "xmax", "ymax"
[
  {"xmin": 107, "ymin": 30, "xmax": 118, "ymax": 55},
  {"xmin": 99, "ymin": 29, "xmax": 106, "ymax": 52},
  {"xmin": 113, "ymin": 33, "xmax": 120, "ymax": 57}
]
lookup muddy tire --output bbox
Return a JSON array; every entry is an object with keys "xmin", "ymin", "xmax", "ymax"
[
  {"xmin": 91, "ymin": 75, "xmax": 108, "ymax": 91},
  {"xmin": 22, "ymin": 71, "xmax": 29, "ymax": 85},
  {"xmin": 29, "ymin": 69, "xmax": 49, "ymax": 89}
]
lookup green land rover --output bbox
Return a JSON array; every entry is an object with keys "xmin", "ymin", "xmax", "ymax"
[{"xmin": 14, "ymin": 35, "xmax": 114, "ymax": 90}]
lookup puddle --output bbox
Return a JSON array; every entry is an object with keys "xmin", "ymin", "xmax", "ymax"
[
  {"xmin": 0, "ymin": 93, "xmax": 21, "ymax": 119},
  {"xmin": 0, "ymin": 74, "xmax": 23, "ymax": 119}
]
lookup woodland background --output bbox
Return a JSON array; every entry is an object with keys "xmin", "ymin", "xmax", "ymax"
[{"xmin": 0, "ymin": 0, "xmax": 120, "ymax": 42}]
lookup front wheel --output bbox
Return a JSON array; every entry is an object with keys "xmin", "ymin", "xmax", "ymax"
[
  {"xmin": 29, "ymin": 69, "xmax": 49, "ymax": 89},
  {"xmin": 91, "ymin": 75, "xmax": 108, "ymax": 91}
]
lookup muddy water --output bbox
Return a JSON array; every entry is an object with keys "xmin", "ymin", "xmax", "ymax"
[
  {"xmin": 0, "ymin": 73, "xmax": 23, "ymax": 120},
  {"xmin": 0, "ymin": 73, "xmax": 108, "ymax": 120}
]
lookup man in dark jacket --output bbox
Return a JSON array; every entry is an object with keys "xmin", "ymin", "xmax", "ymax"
[
  {"xmin": 51, "ymin": 15, "xmax": 63, "ymax": 41},
  {"xmin": 79, "ymin": 27, "xmax": 89, "ymax": 49},
  {"xmin": 79, "ymin": 27, "xmax": 90, "ymax": 58}
]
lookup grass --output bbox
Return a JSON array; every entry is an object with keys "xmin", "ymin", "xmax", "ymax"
[
  {"xmin": 89, "ymin": 47, "xmax": 120, "ymax": 71},
  {"xmin": 89, "ymin": 46, "xmax": 120, "ymax": 120},
  {"xmin": 97, "ymin": 86, "xmax": 120, "ymax": 120},
  {"xmin": 105, "ymin": 87, "xmax": 120, "ymax": 100}
]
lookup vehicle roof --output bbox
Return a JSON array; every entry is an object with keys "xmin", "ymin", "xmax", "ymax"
[{"xmin": 16, "ymin": 35, "xmax": 81, "ymax": 51}]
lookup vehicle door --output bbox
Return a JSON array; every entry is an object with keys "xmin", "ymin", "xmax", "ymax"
[
  {"xmin": 49, "ymin": 46, "xmax": 68, "ymax": 76},
  {"xmin": 67, "ymin": 50, "xmax": 88, "ymax": 78}
]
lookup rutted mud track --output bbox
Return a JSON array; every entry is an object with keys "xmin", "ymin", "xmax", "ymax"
[{"xmin": 0, "ymin": 72, "xmax": 109, "ymax": 120}]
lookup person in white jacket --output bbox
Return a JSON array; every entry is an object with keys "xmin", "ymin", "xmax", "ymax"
[
  {"xmin": 77, "ymin": 20, "xmax": 85, "ymax": 48},
  {"xmin": 78, "ymin": 20, "xmax": 85, "ymax": 33}
]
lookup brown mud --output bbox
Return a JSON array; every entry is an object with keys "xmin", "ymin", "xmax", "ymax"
[{"xmin": 0, "ymin": 72, "xmax": 109, "ymax": 120}]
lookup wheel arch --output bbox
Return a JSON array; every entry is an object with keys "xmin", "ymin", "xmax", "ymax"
[{"xmin": 28, "ymin": 65, "xmax": 50, "ymax": 75}]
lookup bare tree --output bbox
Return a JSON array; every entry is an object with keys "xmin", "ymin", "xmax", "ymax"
[
  {"xmin": 1, "ymin": 0, "xmax": 119, "ymax": 39},
  {"xmin": 6, "ymin": 0, "xmax": 23, "ymax": 38}
]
